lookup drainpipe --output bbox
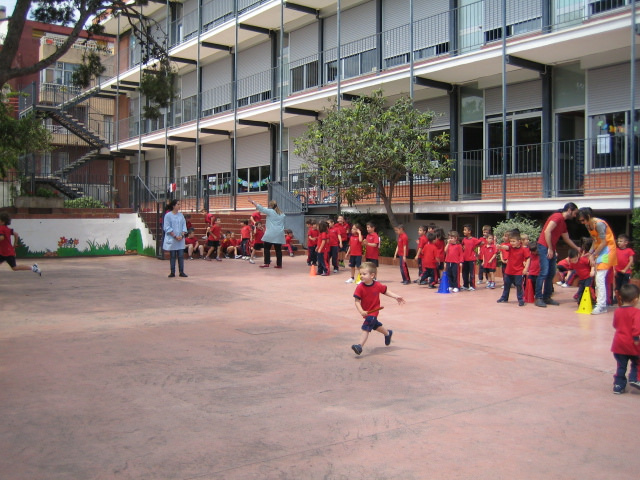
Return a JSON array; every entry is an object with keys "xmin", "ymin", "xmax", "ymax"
[
  {"xmin": 232, "ymin": 0, "xmax": 238, "ymax": 211},
  {"xmin": 501, "ymin": 0, "xmax": 507, "ymax": 213}
]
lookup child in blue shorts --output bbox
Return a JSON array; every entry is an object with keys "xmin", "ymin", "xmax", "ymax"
[{"xmin": 351, "ymin": 262, "xmax": 405, "ymax": 355}]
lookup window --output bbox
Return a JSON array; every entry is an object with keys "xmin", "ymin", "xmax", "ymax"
[
  {"xmin": 487, "ymin": 115, "xmax": 542, "ymax": 176},
  {"xmin": 236, "ymin": 166, "xmax": 270, "ymax": 193},
  {"xmin": 40, "ymin": 62, "xmax": 79, "ymax": 87},
  {"xmin": 206, "ymin": 172, "xmax": 231, "ymax": 196},
  {"xmin": 591, "ymin": 112, "xmax": 627, "ymax": 169}
]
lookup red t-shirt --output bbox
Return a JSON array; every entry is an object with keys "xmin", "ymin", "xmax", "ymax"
[
  {"xmin": 336, "ymin": 223, "xmax": 348, "ymax": 244},
  {"xmin": 185, "ymin": 237, "xmax": 198, "ymax": 247},
  {"xmin": 207, "ymin": 224, "xmax": 221, "ymax": 241},
  {"xmin": 307, "ymin": 228, "xmax": 319, "ymax": 247},
  {"xmin": 416, "ymin": 235, "xmax": 427, "ymax": 254},
  {"xmin": 421, "ymin": 242, "xmax": 439, "ymax": 269},
  {"xmin": 462, "ymin": 236, "xmax": 482, "ymax": 261},
  {"xmin": 528, "ymin": 251, "xmax": 540, "ymax": 276},
  {"xmin": 538, "ymin": 212, "xmax": 567, "ymax": 249},
  {"xmin": 349, "ymin": 235, "xmax": 363, "ymax": 256},
  {"xmin": 353, "ymin": 280, "xmax": 387, "ymax": 317},
  {"xmin": 328, "ymin": 226, "xmax": 340, "ymax": 247},
  {"xmin": 557, "ymin": 258, "xmax": 571, "ymax": 270},
  {"xmin": 0, "ymin": 225, "xmax": 16, "ymax": 256},
  {"xmin": 254, "ymin": 228, "xmax": 264, "ymax": 244},
  {"xmin": 205, "ymin": 213, "xmax": 215, "ymax": 226},
  {"xmin": 251, "ymin": 212, "xmax": 261, "ymax": 223},
  {"xmin": 285, "ymin": 234, "xmax": 293, "ymax": 245},
  {"xmin": 445, "ymin": 243, "xmax": 463, "ymax": 263},
  {"xmin": 397, "ymin": 232, "xmax": 408, "ymax": 256},
  {"xmin": 365, "ymin": 232, "xmax": 380, "ymax": 259},
  {"xmin": 571, "ymin": 255, "xmax": 592, "ymax": 280},
  {"xmin": 611, "ymin": 306, "xmax": 640, "ymax": 355},
  {"xmin": 615, "ymin": 247, "xmax": 635, "ymax": 273},
  {"xmin": 480, "ymin": 244, "xmax": 497, "ymax": 269},
  {"xmin": 241, "ymin": 225, "xmax": 251, "ymax": 240},
  {"xmin": 505, "ymin": 246, "xmax": 530, "ymax": 275},
  {"xmin": 434, "ymin": 238, "xmax": 445, "ymax": 262},
  {"xmin": 317, "ymin": 231, "xmax": 329, "ymax": 253}
]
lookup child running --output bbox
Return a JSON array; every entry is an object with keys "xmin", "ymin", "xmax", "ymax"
[
  {"xmin": 351, "ymin": 262, "xmax": 405, "ymax": 355},
  {"xmin": 0, "ymin": 213, "xmax": 41, "ymax": 275},
  {"xmin": 610, "ymin": 283, "xmax": 640, "ymax": 394}
]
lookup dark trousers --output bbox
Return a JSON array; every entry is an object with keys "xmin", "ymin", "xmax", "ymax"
[
  {"xmin": 446, "ymin": 262, "xmax": 459, "ymax": 289},
  {"xmin": 462, "ymin": 260, "xmax": 476, "ymax": 288},
  {"xmin": 613, "ymin": 353, "xmax": 639, "ymax": 389},
  {"xmin": 330, "ymin": 245, "xmax": 339, "ymax": 270},
  {"xmin": 263, "ymin": 242, "xmax": 282, "ymax": 267},
  {"xmin": 169, "ymin": 249, "xmax": 185, "ymax": 275},
  {"xmin": 308, "ymin": 245, "xmax": 317, "ymax": 265},
  {"xmin": 317, "ymin": 250, "xmax": 328, "ymax": 274},
  {"xmin": 420, "ymin": 267, "xmax": 436, "ymax": 285},
  {"xmin": 241, "ymin": 238, "xmax": 249, "ymax": 256},
  {"xmin": 576, "ymin": 277, "xmax": 593, "ymax": 304},
  {"xmin": 500, "ymin": 274, "xmax": 523, "ymax": 302},
  {"xmin": 398, "ymin": 256, "xmax": 410, "ymax": 282}
]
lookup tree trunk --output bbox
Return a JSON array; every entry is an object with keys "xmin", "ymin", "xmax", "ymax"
[{"xmin": 379, "ymin": 183, "xmax": 398, "ymax": 227}]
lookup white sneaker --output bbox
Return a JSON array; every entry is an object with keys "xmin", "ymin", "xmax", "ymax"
[
  {"xmin": 591, "ymin": 306, "xmax": 608, "ymax": 315},
  {"xmin": 235, "ymin": 255, "xmax": 242, "ymax": 259},
  {"xmin": 32, "ymin": 263, "xmax": 42, "ymax": 276},
  {"xmin": 561, "ymin": 283, "xmax": 569, "ymax": 288},
  {"xmin": 556, "ymin": 281, "xmax": 563, "ymax": 285},
  {"xmin": 468, "ymin": 286, "xmax": 475, "ymax": 291},
  {"xmin": 345, "ymin": 278, "xmax": 354, "ymax": 283},
  {"xmin": 452, "ymin": 288, "xmax": 459, "ymax": 293},
  {"xmin": 249, "ymin": 259, "xmax": 255, "ymax": 264}
]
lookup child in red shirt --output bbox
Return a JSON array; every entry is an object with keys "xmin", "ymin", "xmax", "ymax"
[
  {"xmin": 306, "ymin": 219, "xmax": 318, "ymax": 267},
  {"xmin": 480, "ymin": 233, "xmax": 498, "ymax": 289},
  {"xmin": 461, "ymin": 224, "xmax": 483, "ymax": 290},
  {"xmin": 351, "ymin": 262, "xmax": 405, "ymax": 355},
  {"xmin": 414, "ymin": 225, "xmax": 428, "ymax": 281},
  {"xmin": 419, "ymin": 232, "xmax": 439, "ymax": 288},
  {"xmin": 393, "ymin": 224, "xmax": 411, "ymax": 285},
  {"xmin": 611, "ymin": 284, "xmax": 640, "ymax": 394},
  {"xmin": 526, "ymin": 242, "xmax": 541, "ymax": 296},
  {"xmin": 364, "ymin": 222, "xmax": 380, "ymax": 267},
  {"xmin": 249, "ymin": 222, "xmax": 264, "ymax": 264},
  {"xmin": 239, "ymin": 220, "xmax": 252, "ymax": 259},
  {"xmin": 445, "ymin": 230, "xmax": 463, "ymax": 292},
  {"xmin": 316, "ymin": 220, "xmax": 330, "ymax": 276},
  {"xmin": 184, "ymin": 229, "xmax": 204, "ymax": 259},
  {"xmin": 496, "ymin": 232, "xmax": 530, "ymax": 306},
  {"xmin": 0, "ymin": 212, "xmax": 41, "ymax": 275},
  {"xmin": 327, "ymin": 218, "xmax": 341, "ymax": 273},
  {"xmin": 345, "ymin": 224, "xmax": 364, "ymax": 283},
  {"xmin": 615, "ymin": 234, "xmax": 635, "ymax": 302},
  {"xmin": 284, "ymin": 229, "xmax": 296, "ymax": 257}
]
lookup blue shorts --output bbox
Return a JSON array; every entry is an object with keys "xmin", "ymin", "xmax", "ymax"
[
  {"xmin": 348, "ymin": 255, "xmax": 362, "ymax": 268},
  {"xmin": 361, "ymin": 315, "xmax": 382, "ymax": 332}
]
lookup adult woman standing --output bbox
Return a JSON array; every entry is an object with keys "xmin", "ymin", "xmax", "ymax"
[
  {"xmin": 577, "ymin": 207, "xmax": 617, "ymax": 314},
  {"xmin": 249, "ymin": 199, "xmax": 285, "ymax": 268},
  {"xmin": 163, "ymin": 199, "xmax": 188, "ymax": 278}
]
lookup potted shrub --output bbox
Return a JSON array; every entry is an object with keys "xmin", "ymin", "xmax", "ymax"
[{"xmin": 14, "ymin": 186, "xmax": 64, "ymax": 209}]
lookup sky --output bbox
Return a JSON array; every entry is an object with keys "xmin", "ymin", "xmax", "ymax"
[{"xmin": 1, "ymin": 1, "xmax": 17, "ymax": 17}]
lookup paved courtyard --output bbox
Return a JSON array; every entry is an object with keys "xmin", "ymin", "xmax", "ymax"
[{"xmin": 1, "ymin": 255, "xmax": 638, "ymax": 479}]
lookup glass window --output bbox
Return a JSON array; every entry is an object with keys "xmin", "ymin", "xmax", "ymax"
[
  {"xmin": 487, "ymin": 116, "xmax": 541, "ymax": 175},
  {"xmin": 488, "ymin": 121, "xmax": 513, "ymax": 176},
  {"xmin": 207, "ymin": 172, "xmax": 231, "ymax": 196},
  {"xmin": 461, "ymin": 86, "xmax": 484, "ymax": 123},
  {"xmin": 236, "ymin": 166, "xmax": 270, "ymax": 193},
  {"xmin": 554, "ymin": 63, "xmax": 585, "ymax": 109},
  {"xmin": 591, "ymin": 112, "xmax": 626, "ymax": 169}
]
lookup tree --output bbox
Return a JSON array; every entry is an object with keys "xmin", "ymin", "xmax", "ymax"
[
  {"xmin": 0, "ymin": 89, "xmax": 52, "ymax": 178},
  {"xmin": 293, "ymin": 90, "xmax": 453, "ymax": 227},
  {"xmin": 0, "ymin": 1, "xmax": 175, "ymax": 117}
]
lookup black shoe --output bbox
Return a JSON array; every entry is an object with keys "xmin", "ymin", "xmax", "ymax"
[
  {"xmin": 385, "ymin": 330, "xmax": 393, "ymax": 346},
  {"xmin": 179, "ymin": 273, "xmax": 188, "ymax": 277},
  {"xmin": 534, "ymin": 298, "xmax": 547, "ymax": 308},
  {"xmin": 419, "ymin": 281, "xmax": 428, "ymax": 285},
  {"xmin": 168, "ymin": 273, "xmax": 175, "ymax": 278},
  {"xmin": 402, "ymin": 281, "xmax": 410, "ymax": 285},
  {"xmin": 412, "ymin": 279, "xmax": 419, "ymax": 283},
  {"xmin": 351, "ymin": 344, "xmax": 362, "ymax": 355},
  {"xmin": 613, "ymin": 384, "xmax": 626, "ymax": 394},
  {"xmin": 518, "ymin": 300, "xmax": 525, "ymax": 306},
  {"xmin": 544, "ymin": 298, "xmax": 559, "ymax": 306},
  {"xmin": 496, "ymin": 298, "xmax": 507, "ymax": 303}
]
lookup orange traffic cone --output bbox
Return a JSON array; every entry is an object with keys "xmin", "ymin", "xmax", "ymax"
[
  {"xmin": 524, "ymin": 278, "xmax": 535, "ymax": 303},
  {"xmin": 309, "ymin": 264, "xmax": 316, "ymax": 276}
]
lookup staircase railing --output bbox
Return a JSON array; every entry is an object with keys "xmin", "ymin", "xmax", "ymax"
[{"xmin": 268, "ymin": 181, "xmax": 304, "ymax": 214}]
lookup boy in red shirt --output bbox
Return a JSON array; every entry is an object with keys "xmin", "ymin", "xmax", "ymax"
[
  {"xmin": 615, "ymin": 234, "xmax": 635, "ymax": 303},
  {"xmin": 444, "ymin": 230, "xmax": 463, "ymax": 292},
  {"xmin": 414, "ymin": 225, "xmax": 428, "ymax": 282},
  {"xmin": 351, "ymin": 262, "xmax": 405, "ymax": 355},
  {"xmin": 419, "ymin": 232, "xmax": 440, "ymax": 288},
  {"xmin": 480, "ymin": 233, "xmax": 498, "ymax": 289},
  {"xmin": 185, "ymin": 229, "xmax": 204, "ymax": 259},
  {"xmin": 364, "ymin": 222, "xmax": 380, "ymax": 267},
  {"xmin": 461, "ymin": 224, "xmax": 483, "ymax": 291},
  {"xmin": 327, "ymin": 218, "xmax": 341, "ymax": 273},
  {"xmin": 205, "ymin": 217, "xmax": 223, "ymax": 261},
  {"xmin": 345, "ymin": 224, "xmax": 364, "ymax": 283},
  {"xmin": 249, "ymin": 221, "xmax": 264, "ymax": 264},
  {"xmin": 526, "ymin": 242, "xmax": 541, "ymax": 296},
  {"xmin": 610, "ymin": 284, "xmax": 640, "ymax": 394},
  {"xmin": 568, "ymin": 246, "xmax": 595, "ymax": 305},
  {"xmin": 393, "ymin": 224, "xmax": 411, "ymax": 285},
  {"xmin": 316, "ymin": 220, "xmax": 330, "ymax": 276},
  {"xmin": 240, "ymin": 220, "xmax": 252, "ymax": 259},
  {"xmin": 0, "ymin": 213, "xmax": 41, "ymax": 275},
  {"xmin": 496, "ymin": 232, "xmax": 530, "ymax": 306},
  {"xmin": 337, "ymin": 215, "xmax": 350, "ymax": 268},
  {"xmin": 284, "ymin": 229, "xmax": 295, "ymax": 257},
  {"xmin": 306, "ymin": 219, "xmax": 318, "ymax": 267}
]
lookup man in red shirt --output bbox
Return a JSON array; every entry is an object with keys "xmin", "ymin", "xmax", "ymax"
[{"xmin": 535, "ymin": 202, "xmax": 581, "ymax": 308}]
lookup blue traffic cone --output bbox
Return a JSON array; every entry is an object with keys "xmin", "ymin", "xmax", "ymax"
[{"xmin": 437, "ymin": 272, "xmax": 450, "ymax": 293}]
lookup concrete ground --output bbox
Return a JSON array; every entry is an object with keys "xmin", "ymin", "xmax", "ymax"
[{"xmin": 1, "ymin": 255, "xmax": 638, "ymax": 480}]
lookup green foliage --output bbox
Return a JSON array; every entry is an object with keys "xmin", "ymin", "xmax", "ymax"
[
  {"xmin": 14, "ymin": 236, "xmax": 46, "ymax": 258},
  {"xmin": 125, "ymin": 229, "xmax": 144, "ymax": 252},
  {"xmin": 139, "ymin": 62, "xmax": 177, "ymax": 120},
  {"xmin": 141, "ymin": 246, "xmax": 157, "ymax": 257},
  {"xmin": 294, "ymin": 90, "xmax": 453, "ymax": 227},
  {"xmin": 71, "ymin": 51, "xmax": 107, "ymax": 88},
  {"xmin": 35, "ymin": 187, "xmax": 58, "ymax": 198},
  {"xmin": 63, "ymin": 197, "xmax": 106, "ymax": 208},
  {"xmin": 378, "ymin": 232, "xmax": 397, "ymax": 258},
  {"xmin": 57, "ymin": 240, "xmax": 124, "ymax": 257},
  {"xmin": 0, "ymin": 99, "xmax": 52, "ymax": 177},
  {"xmin": 493, "ymin": 215, "xmax": 542, "ymax": 247}
]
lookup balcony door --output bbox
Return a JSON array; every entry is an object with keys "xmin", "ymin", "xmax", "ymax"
[{"xmin": 556, "ymin": 111, "xmax": 585, "ymax": 196}]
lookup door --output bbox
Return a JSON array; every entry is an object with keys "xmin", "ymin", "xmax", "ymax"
[{"xmin": 556, "ymin": 111, "xmax": 585, "ymax": 196}]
